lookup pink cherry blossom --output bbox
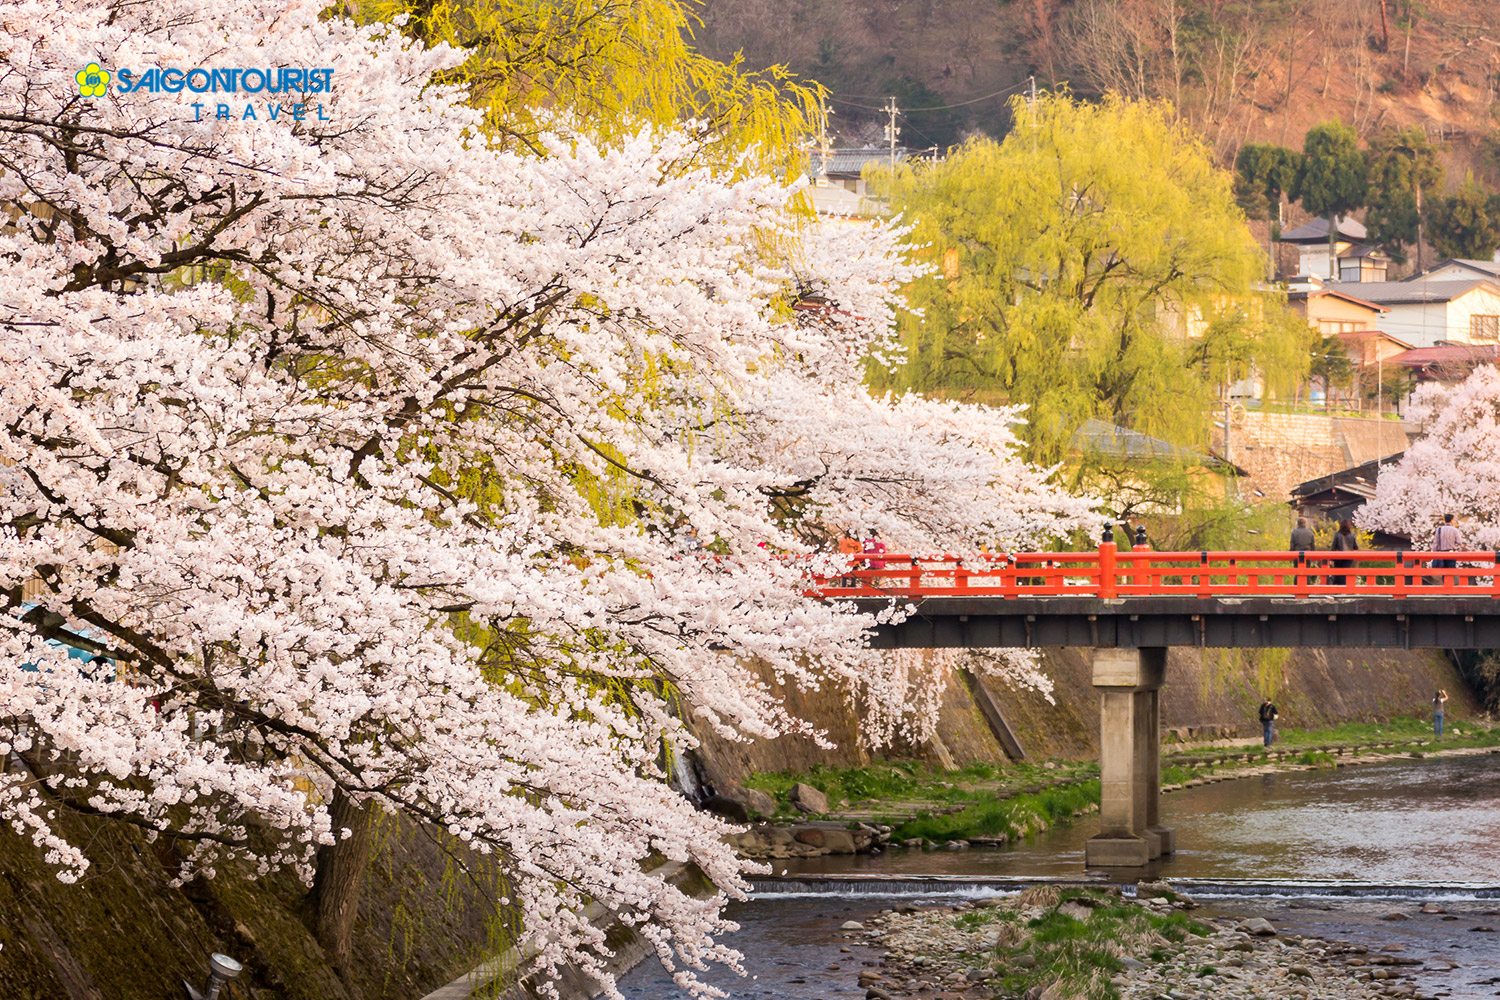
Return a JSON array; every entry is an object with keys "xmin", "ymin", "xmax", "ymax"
[{"xmin": 0, "ymin": 1, "xmax": 1096, "ymax": 993}]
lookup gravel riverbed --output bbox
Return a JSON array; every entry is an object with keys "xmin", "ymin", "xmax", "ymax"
[{"xmin": 840, "ymin": 884, "xmax": 1485, "ymax": 1000}]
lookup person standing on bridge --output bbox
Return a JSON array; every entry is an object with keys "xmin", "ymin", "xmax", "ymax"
[
  {"xmin": 1433, "ymin": 689, "xmax": 1449, "ymax": 736},
  {"xmin": 1258, "ymin": 698, "xmax": 1279, "ymax": 747},
  {"xmin": 1328, "ymin": 519, "xmax": 1357, "ymax": 586},
  {"xmin": 1290, "ymin": 516, "xmax": 1317, "ymax": 586},
  {"xmin": 1433, "ymin": 513, "xmax": 1463, "ymax": 586},
  {"xmin": 837, "ymin": 530, "xmax": 862, "ymax": 586},
  {"xmin": 862, "ymin": 528, "xmax": 887, "ymax": 587}
]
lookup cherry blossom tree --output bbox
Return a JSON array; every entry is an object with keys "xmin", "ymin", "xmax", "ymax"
[
  {"xmin": 0, "ymin": 0, "xmax": 1095, "ymax": 993},
  {"xmin": 1359, "ymin": 365, "xmax": 1500, "ymax": 549}
]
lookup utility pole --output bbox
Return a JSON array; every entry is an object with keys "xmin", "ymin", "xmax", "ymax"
[
  {"xmin": 884, "ymin": 97, "xmax": 900, "ymax": 175},
  {"xmin": 1026, "ymin": 76, "xmax": 1039, "ymax": 150},
  {"xmin": 817, "ymin": 101, "xmax": 832, "ymax": 177},
  {"xmin": 1224, "ymin": 394, "xmax": 1234, "ymax": 500},
  {"xmin": 1415, "ymin": 181, "xmax": 1424, "ymax": 274}
]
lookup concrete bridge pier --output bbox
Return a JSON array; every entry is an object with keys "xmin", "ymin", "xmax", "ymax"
[{"xmin": 1084, "ymin": 647, "xmax": 1174, "ymax": 867}]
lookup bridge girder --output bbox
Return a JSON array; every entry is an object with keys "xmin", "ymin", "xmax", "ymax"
[{"xmin": 856, "ymin": 597, "xmax": 1500, "ymax": 649}]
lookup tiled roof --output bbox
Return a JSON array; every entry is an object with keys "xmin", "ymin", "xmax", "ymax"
[
  {"xmin": 1279, "ymin": 215, "xmax": 1368, "ymax": 243},
  {"xmin": 1390, "ymin": 343, "xmax": 1500, "ymax": 366},
  {"xmin": 1072, "ymin": 418, "xmax": 1218, "ymax": 464},
  {"xmin": 1325, "ymin": 279, "xmax": 1500, "ymax": 304},
  {"xmin": 808, "ymin": 148, "xmax": 910, "ymax": 177},
  {"xmin": 1402, "ymin": 258, "xmax": 1500, "ymax": 281},
  {"xmin": 1286, "ymin": 287, "xmax": 1386, "ymax": 311},
  {"xmin": 1334, "ymin": 330, "xmax": 1411, "ymax": 348}
]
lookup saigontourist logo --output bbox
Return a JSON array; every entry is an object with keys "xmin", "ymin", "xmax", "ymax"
[
  {"xmin": 77, "ymin": 63, "xmax": 110, "ymax": 97},
  {"xmin": 76, "ymin": 62, "xmax": 335, "ymax": 121}
]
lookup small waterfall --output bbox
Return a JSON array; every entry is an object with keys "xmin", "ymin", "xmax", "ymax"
[
  {"xmin": 749, "ymin": 874, "xmax": 1500, "ymax": 902},
  {"xmin": 665, "ymin": 743, "xmax": 704, "ymax": 804}
]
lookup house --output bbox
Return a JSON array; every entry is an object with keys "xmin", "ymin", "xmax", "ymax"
[
  {"xmin": 1278, "ymin": 216, "xmax": 1378, "ymax": 280},
  {"xmin": 1402, "ymin": 258, "xmax": 1500, "ymax": 284},
  {"xmin": 1286, "ymin": 285, "xmax": 1385, "ymax": 335},
  {"xmin": 1387, "ymin": 342, "xmax": 1500, "ymax": 385},
  {"xmin": 1325, "ymin": 278, "xmax": 1500, "ymax": 347},
  {"xmin": 1334, "ymin": 329, "xmax": 1412, "ymax": 367},
  {"xmin": 1289, "ymin": 453, "xmax": 1409, "ymax": 545},
  {"xmin": 1336, "ymin": 244, "xmax": 1391, "ymax": 283},
  {"xmin": 805, "ymin": 147, "xmax": 911, "ymax": 217}
]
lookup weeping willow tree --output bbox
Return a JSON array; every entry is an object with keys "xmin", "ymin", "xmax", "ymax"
[
  {"xmin": 360, "ymin": 0, "xmax": 822, "ymax": 175},
  {"xmin": 867, "ymin": 93, "xmax": 1311, "ymax": 478}
]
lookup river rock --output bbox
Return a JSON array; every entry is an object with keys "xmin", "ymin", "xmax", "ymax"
[
  {"xmin": 1137, "ymin": 879, "xmax": 1176, "ymax": 899},
  {"xmin": 1238, "ymin": 917, "xmax": 1277, "ymax": 936},
  {"xmin": 789, "ymin": 782, "xmax": 828, "ymax": 813},
  {"xmin": 1419, "ymin": 902, "xmax": 1445, "ymax": 914},
  {"xmin": 864, "ymin": 988, "xmax": 891, "ymax": 1000},
  {"xmin": 1289, "ymin": 963, "xmax": 1312, "ymax": 977},
  {"xmin": 1379, "ymin": 911, "xmax": 1410, "ymax": 921},
  {"xmin": 1058, "ymin": 900, "xmax": 1094, "ymax": 922},
  {"xmin": 841, "ymin": 920, "xmax": 866, "ymax": 931}
]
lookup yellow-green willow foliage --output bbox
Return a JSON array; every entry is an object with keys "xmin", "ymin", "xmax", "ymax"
[
  {"xmin": 868, "ymin": 93, "xmax": 1312, "ymax": 468},
  {"xmin": 361, "ymin": 0, "xmax": 822, "ymax": 175}
]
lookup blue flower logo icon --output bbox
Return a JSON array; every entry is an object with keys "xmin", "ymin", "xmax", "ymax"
[{"xmin": 77, "ymin": 63, "xmax": 110, "ymax": 97}]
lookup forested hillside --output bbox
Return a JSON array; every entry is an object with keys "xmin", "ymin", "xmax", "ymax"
[{"xmin": 693, "ymin": 0, "xmax": 1500, "ymax": 180}]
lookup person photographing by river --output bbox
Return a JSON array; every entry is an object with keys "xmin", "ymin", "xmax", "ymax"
[
  {"xmin": 1433, "ymin": 688, "xmax": 1449, "ymax": 736},
  {"xmin": 1258, "ymin": 698, "xmax": 1278, "ymax": 747}
]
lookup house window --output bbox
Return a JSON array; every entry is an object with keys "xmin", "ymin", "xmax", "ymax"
[{"xmin": 1473, "ymin": 314, "xmax": 1500, "ymax": 341}]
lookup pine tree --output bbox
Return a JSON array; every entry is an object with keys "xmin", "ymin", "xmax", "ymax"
[
  {"xmin": 1363, "ymin": 127, "xmax": 1443, "ymax": 266},
  {"xmin": 1295, "ymin": 121, "xmax": 1368, "ymax": 280},
  {"xmin": 1425, "ymin": 174, "xmax": 1500, "ymax": 261}
]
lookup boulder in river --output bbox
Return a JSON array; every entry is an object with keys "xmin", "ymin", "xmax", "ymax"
[
  {"xmin": 1238, "ymin": 917, "xmax": 1277, "ymax": 936},
  {"xmin": 789, "ymin": 782, "xmax": 828, "ymax": 813}
]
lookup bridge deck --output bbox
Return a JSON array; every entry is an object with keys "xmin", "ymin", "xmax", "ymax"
[
  {"xmin": 811, "ymin": 546, "xmax": 1500, "ymax": 649},
  {"xmin": 854, "ymin": 595, "xmax": 1500, "ymax": 649}
]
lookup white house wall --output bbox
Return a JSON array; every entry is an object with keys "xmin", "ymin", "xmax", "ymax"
[
  {"xmin": 1443, "ymin": 286, "xmax": 1500, "ymax": 344},
  {"xmin": 1406, "ymin": 264, "xmax": 1481, "ymax": 284},
  {"xmin": 1379, "ymin": 301, "xmax": 1452, "ymax": 347},
  {"xmin": 1378, "ymin": 287, "xmax": 1500, "ymax": 346}
]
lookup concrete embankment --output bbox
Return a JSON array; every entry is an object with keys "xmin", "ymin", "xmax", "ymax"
[{"xmin": 690, "ymin": 646, "xmax": 1476, "ymax": 784}]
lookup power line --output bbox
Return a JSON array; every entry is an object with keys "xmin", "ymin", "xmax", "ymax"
[{"xmin": 828, "ymin": 78, "xmax": 1033, "ymax": 114}]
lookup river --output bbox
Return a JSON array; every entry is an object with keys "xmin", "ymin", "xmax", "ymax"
[{"xmin": 620, "ymin": 752, "xmax": 1500, "ymax": 999}]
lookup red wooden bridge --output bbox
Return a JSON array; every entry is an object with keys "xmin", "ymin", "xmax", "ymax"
[
  {"xmin": 807, "ymin": 541, "xmax": 1500, "ymax": 649},
  {"xmin": 808, "ymin": 543, "xmax": 1500, "ymax": 600}
]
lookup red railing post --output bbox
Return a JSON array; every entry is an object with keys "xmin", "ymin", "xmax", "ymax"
[
  {"xmin": 1394, "ymin": 551, "xmax": 1407, "ymax": 598},
  {"xmin": 1099, "ymin": 535, "xmax": 1117, "ymax": 599},
  {"xmin": 1132, "ymin": 534, "xmax": 1153, "ymax": 594}
]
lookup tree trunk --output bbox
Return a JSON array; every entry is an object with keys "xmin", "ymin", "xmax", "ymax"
[{"xmin": 308, "ymin": 788, "xmax": 374, "ymax": 988}]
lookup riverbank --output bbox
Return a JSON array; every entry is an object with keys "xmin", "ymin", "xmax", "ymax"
[
  {"xmin": 732, "ymin": 716, "xmax": 1500, "ymax": 852},
  {"xmin": 850, "ymin": 884, "xmax": 1459, "ymax": 1000}
]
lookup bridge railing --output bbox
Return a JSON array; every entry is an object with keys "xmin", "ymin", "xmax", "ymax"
[{"xmin": 807, "ymin": 546, "xmax": 1500, "ymax": 599}]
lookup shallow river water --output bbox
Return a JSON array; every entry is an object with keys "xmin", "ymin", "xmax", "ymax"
[{"xmin": 620, "ymin": 752, "xmax": 1500, "ymax": 999}]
